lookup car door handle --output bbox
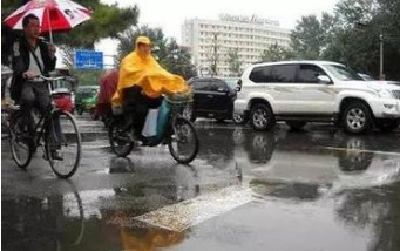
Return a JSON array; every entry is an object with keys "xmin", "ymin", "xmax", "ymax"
[{"xmin": 207, "ymin": 95, "xmax": 213, "ymax": 98}]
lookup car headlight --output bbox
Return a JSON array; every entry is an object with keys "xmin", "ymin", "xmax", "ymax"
[{"xmin": 378, "ymin": 89, "xmax": 393, "ymax": 99}]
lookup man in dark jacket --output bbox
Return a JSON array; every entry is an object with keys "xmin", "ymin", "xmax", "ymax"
[{"xmin": 12, "ymin": 14, "xmax": 62, "ymax": 159}]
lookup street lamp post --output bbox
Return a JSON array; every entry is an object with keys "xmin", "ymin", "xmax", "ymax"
[{"xmin": 379, "ymin": 34, "xmax": 384, "ymax": 80}]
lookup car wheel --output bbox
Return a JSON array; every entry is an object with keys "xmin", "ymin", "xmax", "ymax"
[
  {"xmin": 250, "ymin": 103, "xmax": 275, "ymax": 131},
  {"xmin": 233, "ymin": 113, "xmax": 245, "ymax": 124},
  {"xmin": 376, "ymin": 119, "xmax": 400, "ymax": 133},
  {"xmin": 342, "ymin": 102, "xmax": 373, "ymax": 135},
  {"xmin": 286, "ymin": 121, "xmax": 307, "ymax": 131}
]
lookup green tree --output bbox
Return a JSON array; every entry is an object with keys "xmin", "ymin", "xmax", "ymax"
[
  {"xmin": 166, "ymin": 39, "xmax": 197, "ymax": 80},
  {"xmin": 291, "ymin": 15, "xmax": 324, "ymax": 59},
  {"xmin": 291, "ymin": 13, "xmax": 336, "ymax": 60},
  {"xmin": 227, "ymin": 48, "xmax": 241, "ymax": 76},
  {"xmin": 261, "ymin": 43, "xmax": 294, "ymax": 62},
  {"xmin": 322, "ymin": 0, "xmax": 390, "ymax": 77}
]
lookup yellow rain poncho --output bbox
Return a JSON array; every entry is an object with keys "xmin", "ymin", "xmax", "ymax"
[{"xmin": 112, "ymin": 36, "xmax": 189, "ymax": 106}]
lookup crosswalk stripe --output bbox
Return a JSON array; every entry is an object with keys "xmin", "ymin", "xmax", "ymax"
[{"xmin": 134, "ymin": 184, "xmax": 253, "ymax": 232}]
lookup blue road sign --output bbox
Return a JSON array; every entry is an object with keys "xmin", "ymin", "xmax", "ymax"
[{"xmin": 74, "ymin": 49, "xmax": 103, "ymax": 69}]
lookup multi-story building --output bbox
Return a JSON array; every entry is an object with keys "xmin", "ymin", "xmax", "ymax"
[{"xmin": 182, "ymin": 14, "xmax": 292, "ymax": 76}]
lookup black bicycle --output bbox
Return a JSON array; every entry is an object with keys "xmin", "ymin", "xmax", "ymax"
[
  {"xmin": 9, "ymin": 75, "xmax": 81, "ymax": 178},
  {"xmin": 108, "ymin": 93, "xmax": 199, "ymax": 164}
]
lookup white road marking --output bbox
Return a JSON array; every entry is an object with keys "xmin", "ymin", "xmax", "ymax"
[
  {"xmin": 134, "ymin": 184, "xmax": 253, "ymax": 232},
  {"xmin": 322, "ymin": 147, "xmax": 400, "ymax": 156}
]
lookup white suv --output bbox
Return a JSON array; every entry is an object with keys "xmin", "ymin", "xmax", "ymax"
[{"xmin": 235, "ymin": 61, "xmax": 400, "ymax": 134}]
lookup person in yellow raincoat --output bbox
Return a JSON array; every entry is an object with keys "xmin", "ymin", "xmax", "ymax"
[{"xmin": 112, "ymin": 36, "xmax": 189, "ymax": 145}]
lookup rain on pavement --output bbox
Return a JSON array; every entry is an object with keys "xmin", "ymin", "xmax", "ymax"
[{"xmin": 2, "ymin": 116, "xmax": 400, "ymax": 251}]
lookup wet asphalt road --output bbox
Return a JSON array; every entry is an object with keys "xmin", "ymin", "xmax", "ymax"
[{"xmin": 2, "ymin": 117, "xmax": 400, "ymax": 251}]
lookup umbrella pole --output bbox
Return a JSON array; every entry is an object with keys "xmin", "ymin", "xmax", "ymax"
[{"xmin": 47, "ymin": 9, "xmax": 53, "ymax": 43}]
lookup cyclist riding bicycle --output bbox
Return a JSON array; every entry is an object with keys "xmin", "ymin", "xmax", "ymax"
[
  {"xmin": 112, "ymin": 36, "xmax": 189, "ymax": 146},
  {"xmin": 11, "ymin": 14, "xmax": 62, "ymax": 159}
]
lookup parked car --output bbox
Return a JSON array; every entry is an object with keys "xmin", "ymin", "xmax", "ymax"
[
  {"xmin": 75, "ymin": 86, "xmax": 100, "ymax": 116},
  {"xmin": 235, "ymin": 61, "xmax": 400, "ymax": 134},
  {"xmin": 53, "ymin": 88, "xmax": 74, "ymax": 114},
  {"xmin": 186, "ymin": 77, "xmax": 237, "ymax": 122}
]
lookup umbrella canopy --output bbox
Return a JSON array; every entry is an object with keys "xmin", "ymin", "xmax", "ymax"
[{"xmin": 5, "ymin": 0, "xmax": 91, "ymax": 36}]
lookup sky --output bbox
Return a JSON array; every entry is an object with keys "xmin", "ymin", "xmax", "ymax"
[{"xmin": 58, "ymin": 0, "xmax": 339, "ymax": 68}]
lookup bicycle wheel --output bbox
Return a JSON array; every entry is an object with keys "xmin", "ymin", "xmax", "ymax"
[
  {"xmin": 9, "ymin": 112, "xmax": 33, "ymax": 169},
  {"xmin": 168, "ymin": 118, "xmax": 199, "ymax": 164},
  {"xmin": 46, "ymin": 111, "xmax": 81, "ymax": 179},
  {"xmin": 108, "ymin": 118, "xmax": 133, "ymax": 157}
]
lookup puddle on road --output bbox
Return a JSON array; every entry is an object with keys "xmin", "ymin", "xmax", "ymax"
[{"xmin": 2, "ymin": 159, "xmax": 243, "ymax": 251}]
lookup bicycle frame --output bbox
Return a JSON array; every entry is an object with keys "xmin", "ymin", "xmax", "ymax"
[
  {"xmin": 32, "ymin": 106, "xmax": 56, "ymax": 148},
  {"xmin": 13, "ymin": 79, "xmax": 62, "ymax": 153},
  {"xmin": 116, "ymin": 107, "xmax": 182, "ymax": 146}
]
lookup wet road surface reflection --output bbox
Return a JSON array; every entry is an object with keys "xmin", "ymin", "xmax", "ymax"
[{"xmin": 2, "ymin": 124, "xmax": 400, "ymax": 251}]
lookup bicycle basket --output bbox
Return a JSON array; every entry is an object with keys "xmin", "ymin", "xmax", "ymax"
[{"xmin": 165, "ymin": 91, "xmax": 193, "ymax": 110}]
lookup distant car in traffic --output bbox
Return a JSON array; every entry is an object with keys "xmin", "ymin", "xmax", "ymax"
[
  {"xmin": 186, "ymin": 77, "xmax": 237, "ymax": 122},
  {"xmin": 75, "ymin": 86, "xmax": 100, "ymax": 116}
]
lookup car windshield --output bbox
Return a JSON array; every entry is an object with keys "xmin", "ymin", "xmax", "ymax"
[{"xmin": 324, "ymin": 65, "xmax": 364, "ymax": 81}]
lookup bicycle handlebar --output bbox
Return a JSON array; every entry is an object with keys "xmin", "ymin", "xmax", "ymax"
[{"xmin": 39, "ymin": 75, "xmax": 66, "ymax": 81}]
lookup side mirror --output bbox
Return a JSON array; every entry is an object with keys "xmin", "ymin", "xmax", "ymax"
[{"xmin": 318, "ymin": 75, "xmax": 332, "ymax": 84}]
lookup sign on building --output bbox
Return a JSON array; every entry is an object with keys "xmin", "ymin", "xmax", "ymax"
[
  {"xmin": 219, "ymin": 13, "xmax": 280, "ymax": 27},
  {"xmin": 74, "ymin": 49, "xmax": 103, "ymax": 69}
]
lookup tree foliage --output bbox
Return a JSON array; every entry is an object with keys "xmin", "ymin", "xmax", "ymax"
[
  {"xmin": 291, "ymin": 13, "xmax": 336, "ymax": 60},
  {"xmin": 291, "ymin": 0, "xmax": 400, "ymax": 80},
  {"xmin": 166, "ymin": 39, "xmax": 197, "ymax": 80},
  {"xmin": 227, "ymin": 48, "xmax": 241, "ymax": 76},
  {"xmin": 261, "ymin": 43, "xmax": 294, "ymax": 62}
]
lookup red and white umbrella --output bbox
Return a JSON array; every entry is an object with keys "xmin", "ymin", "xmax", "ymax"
[{"xmin": 5, "ymin": 0, "xmax": 91, "ymax": 42}]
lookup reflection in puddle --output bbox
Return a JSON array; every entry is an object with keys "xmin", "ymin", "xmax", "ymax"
[{"xmin": 240, "ymin": 130, "xmax": 400, "ymax": 251}]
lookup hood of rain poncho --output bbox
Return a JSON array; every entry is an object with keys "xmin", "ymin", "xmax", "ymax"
[{"xmin": 111, "ymin": 36, "xmax": 189, "ymax": 106}]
